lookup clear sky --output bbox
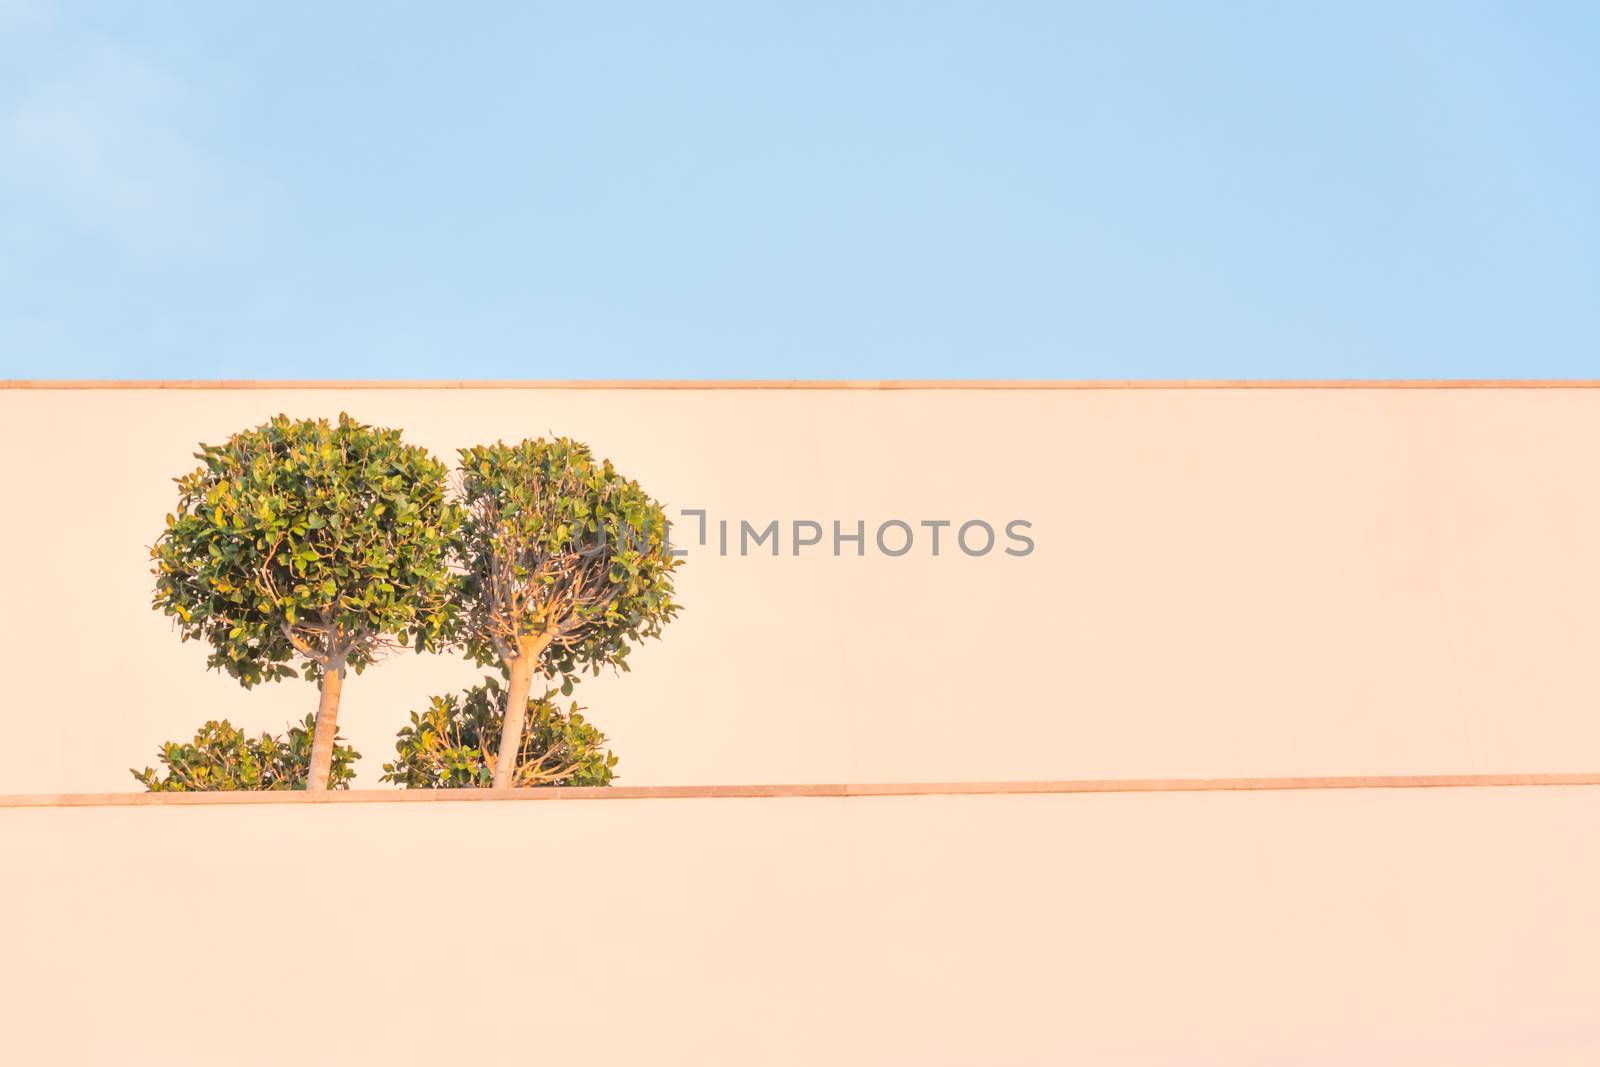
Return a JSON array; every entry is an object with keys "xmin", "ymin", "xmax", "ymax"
[{"xmin": 2, "ymin": 1, "xmax": 1597, "ymax": 380}]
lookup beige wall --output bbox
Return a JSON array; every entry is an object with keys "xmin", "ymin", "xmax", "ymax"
[
  {"xmin": 4, "ymin": 787, "xmax": 1600, "ymax": 1065},
  {"xmin": 6, "ymin": 385, "xmax": 1600, "ymax": 1064},
  {"xmin": 3, "ymin": 385, "xmax": 1600, "ymax": 792}
]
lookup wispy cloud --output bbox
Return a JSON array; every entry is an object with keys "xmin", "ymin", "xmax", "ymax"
[{"xmin": 3, "ymin": 19, "xmax": 271, "ymax": 266}]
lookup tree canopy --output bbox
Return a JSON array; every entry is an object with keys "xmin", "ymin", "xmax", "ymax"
[
  {"xmin": 152, "ymin": 412, "xmax": 460, "ymax": 683},
  {"xmin": 456, "ymin": 437, "xmax": 680, "ymax": 680}
]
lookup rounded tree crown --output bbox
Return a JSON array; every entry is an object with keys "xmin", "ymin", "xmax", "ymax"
[
  {"xmin": 456, "ymin": 437, "xmax": 681, "ymax": 680},
  {"xmin": 152, "ymin": 413, "xmax": 460, "ymax": 686}
]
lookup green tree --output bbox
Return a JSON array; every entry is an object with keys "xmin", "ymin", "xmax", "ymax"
[
  {"xmin": 379, "ymin": 677, "xmax": 617, "ymax": 788},
  {"xmin": 152, "ymin": 413, "xmax": 459, "ymax": 791},
  {"xmin": 455, "ymin": 438, "xmax": 680, "ymax": 788},
  {"xmin": 131, "ymin": 716, "xmax": 360, "ymax": 791}
]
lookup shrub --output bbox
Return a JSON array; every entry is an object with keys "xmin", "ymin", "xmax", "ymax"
[
  {"xmin": 380, "ymin": 677, "xmax": 617, "ymax": 788},
  {"xmin": 131, "ymin": 716, "xmax": 359, "ymax": 791}
]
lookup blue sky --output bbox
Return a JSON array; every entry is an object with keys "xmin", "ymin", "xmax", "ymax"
[{"xmin": 1, "ymin": 1, "xmax": 1596, "ymax": 379}]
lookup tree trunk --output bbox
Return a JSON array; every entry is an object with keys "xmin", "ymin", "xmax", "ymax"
[
  {"xmin": 306, "ymin": 662, "xmax": 345, "ymax": 793},
  {"xmin": 492, "ymin": 632, "xmax": 553, "ymax": 789}
]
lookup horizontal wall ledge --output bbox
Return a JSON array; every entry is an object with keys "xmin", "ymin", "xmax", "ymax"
[
  {"xmin": 5, "ymin": 379, "xmax": 1600, "ymax": 391},
  {"xmin": 5, "ymin": 773, "xmax": 1600, "ymax": 808}
]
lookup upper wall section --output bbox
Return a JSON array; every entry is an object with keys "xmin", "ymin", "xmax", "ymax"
[{"xmin": 3, "ymin": 384, "xmax": 1597, "ymax": 793}]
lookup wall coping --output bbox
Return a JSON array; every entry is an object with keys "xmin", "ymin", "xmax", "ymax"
[
  {"xmin": 4, "ymin": 773, "xmax": 1599, "ymax": 808},
  {"xmin": 4, "ymin": 380, "xmax": 1600, "ymax": 391}
]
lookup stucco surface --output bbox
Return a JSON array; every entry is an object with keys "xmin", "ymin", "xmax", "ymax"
[
  {"xmin": 3, "ymin": 386, "xmax": 1599, "ymax": 791},
  {"xmin": 4, "ymin": 787, "xmax": 1599, "ymax": 1065},
  {"xmin": 5, "ymin": 386, "xmax": 1599, "ymax": 1064}
]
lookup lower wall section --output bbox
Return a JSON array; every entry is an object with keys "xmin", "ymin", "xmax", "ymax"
[{"xmin": 3, "ymin": 787, "xmax": 1597, "ymax": 1066}]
